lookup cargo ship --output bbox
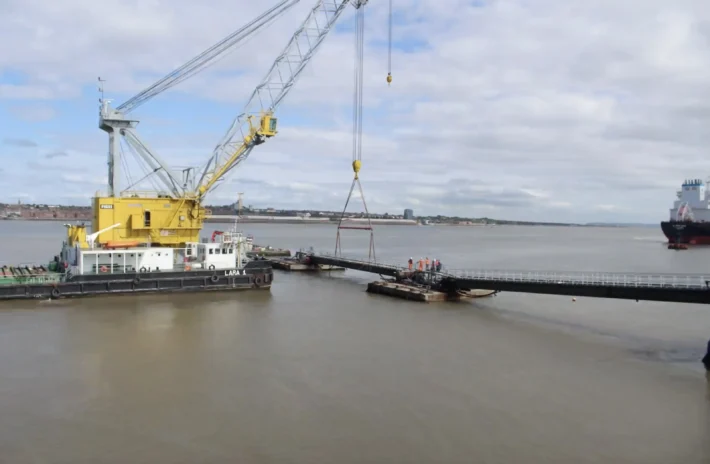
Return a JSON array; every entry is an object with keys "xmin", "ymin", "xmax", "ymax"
[
  {"xmin": 0, "ymin": 220, "xmax": 273, "ymax": 301},
  {"xmin": 660, "ymin": 178, "xmax": 710, "ymax": 245}
]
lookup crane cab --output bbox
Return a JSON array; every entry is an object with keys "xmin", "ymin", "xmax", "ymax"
[{"xmin": 260, "ymin": 114, "xmax": 278, "ymax": 137}]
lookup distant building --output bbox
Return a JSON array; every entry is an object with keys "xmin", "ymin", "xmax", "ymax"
[{"xmin": 403, "ymin": 208, "xmax": 414, "ymax": 220}]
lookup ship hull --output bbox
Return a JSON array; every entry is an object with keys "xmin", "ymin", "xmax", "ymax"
[
  {"xmin": 660, "ymin": 221, "xmax": 710, "ymax": 244},
  {"xmin": 0, "ymin": 261, "xmax": 273, "ymax": 301}
]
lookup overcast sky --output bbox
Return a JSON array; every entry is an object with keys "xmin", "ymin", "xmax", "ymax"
[{"xmin": 1, "ymin": 0, "xmax": 710, "ymax": 223}]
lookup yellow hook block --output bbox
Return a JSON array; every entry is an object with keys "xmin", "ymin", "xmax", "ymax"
[{"xmin": 386, "ymin": 73, "xmax": 392, "ymax": 85}]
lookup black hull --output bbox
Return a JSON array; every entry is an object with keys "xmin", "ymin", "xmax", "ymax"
[
  {"xmin": 660, "ymin": 221, "xmax": 710, "ymax": 244},
  {"xmin": 0, "ymin": 261, "xmax": 273, "ymax": 301}
]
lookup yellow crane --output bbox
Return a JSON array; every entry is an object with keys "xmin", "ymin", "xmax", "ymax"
[{"xmin": 86, "ymin": 0, "xmax": 392, "ymax": 248}]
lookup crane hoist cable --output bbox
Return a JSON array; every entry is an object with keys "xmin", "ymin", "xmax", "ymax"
[
  {"xmin": 335, "ymin": 3, "xmax": 375, "ymax": 261},
  {"xmin": 353, "ymin": 5, "xmax": 365, "ymax": 168},
  {"xmin": 387, "ymin": 0, "xmax": 392, "ymax": 85}
]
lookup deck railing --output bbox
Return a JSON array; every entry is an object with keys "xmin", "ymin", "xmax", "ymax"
[
  {"xmin": 80, "ymin": 261, "xmax": 231, "ymax": 276},
  {"xmin": 308, "ymin": 252, "xmax": 710, "ymax": 290},
  {"xmin": 309, "ymin": 252, "xmax": 402, "ymax": 270},
  {"xmin": 442, "ymin": 269, "xmax": 710, "ymax": 289}
]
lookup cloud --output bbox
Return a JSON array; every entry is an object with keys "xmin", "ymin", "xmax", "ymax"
[
  {"xmin": 8, "ymin": 104, "xmax": 56, "ymax": 122},
  {"xmin": 594, "ymin": 204, "xmax": 625, "ymax": 212},
  {"xmin": 3, "ymin": 138, "xmax": 37, "ymax": 147},
  {"xmin": 0, "ymin": 84, "xmax": 60, "ymax": 100},
  {"xmin": 0, "ymin": 0, "xmax": 709, "ymax": 223},
  {"xmin": 45, "ymin": 150, "xmax": 68, "ymax": 159}
]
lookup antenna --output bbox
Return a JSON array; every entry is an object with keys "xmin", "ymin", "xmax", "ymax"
[{"xmin": 98, "ymin": 77, "xmax": 106, "ymax": 102}]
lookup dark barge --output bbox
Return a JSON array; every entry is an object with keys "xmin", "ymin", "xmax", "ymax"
[
  {"xmin": 0, "ymin": 220, "xmax": 274, "ymax": 301},
  {"xmin": 0, "ymin": 260, "xmax": 273, "ymax": 301}
]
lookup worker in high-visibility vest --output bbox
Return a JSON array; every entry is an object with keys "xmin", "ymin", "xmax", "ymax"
[
  {"xmin": 407, "ymin": 257, "xmax": 413, "ymax": 271},
  {"xmin": 417, "ymin": 258, "xmax": 424, "ymax": 271}
]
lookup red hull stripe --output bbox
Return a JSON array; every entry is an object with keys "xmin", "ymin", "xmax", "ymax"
[{"xmin": 667, "ymin": 236, "xmax": 710, "ymax": 245}]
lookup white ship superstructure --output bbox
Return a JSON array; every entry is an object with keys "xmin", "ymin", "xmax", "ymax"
[
  {"xmin": 670, "ymin": 178, "xmax": 710, "ymax": 222},
  {"xmin": 59, "ymin": 220, "xmax": 250, "ymax": 276}
]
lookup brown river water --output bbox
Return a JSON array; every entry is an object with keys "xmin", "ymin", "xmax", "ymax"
[{"xmin": 0, "ymin": 221, "xmax": 708, "ymax": 463}]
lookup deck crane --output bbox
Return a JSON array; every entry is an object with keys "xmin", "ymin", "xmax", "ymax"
[{"xmin": 92, "ymin": 0, "xmax": 382, "ymax": 247}]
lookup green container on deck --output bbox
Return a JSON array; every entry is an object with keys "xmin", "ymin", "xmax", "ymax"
[{"xmin": 0, "ymin": 273, "xmax": 63, "ymax": 286}]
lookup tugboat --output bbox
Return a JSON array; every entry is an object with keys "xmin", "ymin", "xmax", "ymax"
[{"xmin": 0, "ymin": 218, "xmax": 272, "ymax": 301}]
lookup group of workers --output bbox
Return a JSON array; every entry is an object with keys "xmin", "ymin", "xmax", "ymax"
[{"xmin": 407, "ymin": 257, "xmax": 441, "ymax": 272}]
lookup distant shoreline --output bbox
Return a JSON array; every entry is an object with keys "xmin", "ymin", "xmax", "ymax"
[
  {"xmin": 0, "ymin": 217, "xmax": 655, "ymax": 228},
  {"xmin": 207, "ymin": 218, "xmax": 416, "ymax": 226}
]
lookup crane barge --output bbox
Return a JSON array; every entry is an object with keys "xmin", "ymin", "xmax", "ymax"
[{"xmin": 0, "ymin": 0, "xmax": 380, "ymax": 301}]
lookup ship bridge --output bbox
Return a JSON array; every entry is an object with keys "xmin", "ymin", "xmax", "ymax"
[{"xmin": 671, "ymin": 178, "xmax": 710, "ymax": 222}]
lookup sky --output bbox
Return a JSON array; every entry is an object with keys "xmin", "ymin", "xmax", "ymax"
[{"xmin": 1, "ymin": 0, "xmax": 710, "ymax": 223}]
